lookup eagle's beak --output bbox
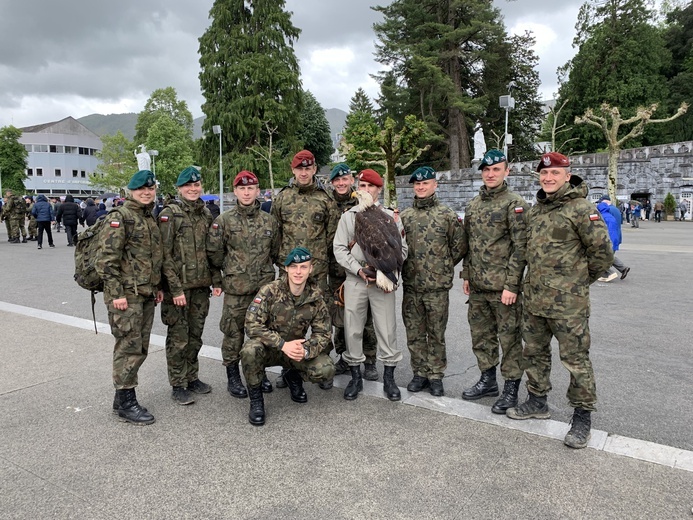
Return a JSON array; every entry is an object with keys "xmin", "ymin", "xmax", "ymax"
[{"xmin": 351, "ymin": 192, "xmax": 358, "ymax": 198}]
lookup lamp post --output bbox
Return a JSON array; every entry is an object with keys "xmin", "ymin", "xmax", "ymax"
[
  {"xmin": 149, "ymin": 149, "xmax": 159, "ymax": 177},
  {"xmin": 499, "ymin": 83, "xmax": 515, "ymax": 159},
  {"xmin": 212, "ymin": 125, "xmax": 223, "ymax": 212}
]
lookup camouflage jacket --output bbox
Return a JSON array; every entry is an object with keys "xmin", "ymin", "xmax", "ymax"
[
  {"xmin": 158, "ymin": 198, "xmax": 219, "ymax": 296},
  {"xmin": 328, "ymin": 188, "xmax": 358, "ymax": 281},
  {"xmin": 207, "ymin": 199, "xmax": 279, "ymax": 296},
  {"xmin": 5, "ymin": 195, "xmax": 26, "ymax": 219},
  {"xmin": 401, "ymin": 194, "xmax": 467, "ymax": 292},
  {"xmin": 461, "ymin": 182, "xmax": 528, "ymax": 294},
  {"xmin": 245, "ymin": 277, "xmax": 331, "ymax": 359},
  {"xmin": 523, "ymin": 175, "xmax": 614, "ymax": 319},
  {"xmin": 95, "ymin": 198, "xmax": 163, "ymax": 302},
  {"xmin": 271, "ymin": 178, "xmax": 339, "ymax": 278},
  {"xmin": 27, "ymin": 202, "xmax": 36, "ymax": 220}
]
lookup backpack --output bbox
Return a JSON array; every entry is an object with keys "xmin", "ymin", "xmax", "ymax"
[{"xmin": 73, "ymin": 207, "xmax": 133, "ymax": 332}]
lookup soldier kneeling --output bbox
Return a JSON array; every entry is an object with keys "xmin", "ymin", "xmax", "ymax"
[{"xmin": 241, "ymin": 247, "xmax": 335, "ymax": 426}]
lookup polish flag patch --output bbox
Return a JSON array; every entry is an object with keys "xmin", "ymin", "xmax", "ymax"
[
  {"xmin": 159, "ymin": 215, "xmax": 169, "ymax": 222},
  {"xmin": 514, "ymin": 207, "xmax": 524, "ymax": 213},
  {"xmin": 253, "ymin": 297, "xmax": 262, "ymax": 304},
  {"xmin": 589, "ymin": 214, "xmax": 600, "ymax": 221},
  {"xmin": 110, "ymin": 221, "xmax": 120, "ymax": 228},
  {"xmin": 457, "ymin": 216, "xmax": 463, "ymax": 222},
  {"xmin": 212, "ymin": 223, "xmax": 219, "ymax": 229}
]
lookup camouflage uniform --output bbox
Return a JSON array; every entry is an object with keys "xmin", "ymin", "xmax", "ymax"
[
  {"xmin": 461, "ymin": 182, "xmax": 528, "ymax": 380},
  {"xmin": 159, "ymin": 198, "xmax": 219, "ymax": 387},
  {"xmin": 95, "ymin": 198, "xmax": 163, "ymax": 389},
  {"xmin": 328, "ymin": 188, "xmax": 377, "ymax": 362},
  {"xmin": 5, "ymin": 195, "xmax": 27, "ymax": 240},
  {"xmin": 401, "ymin": 194, "xmax": 466, "ymax": 380},
  {"xmin": 26, "ymin": 201, "xmax": 37, "ymax": 238},
  {"xmin": 271, "ymin": 177, "xmax": 339, "ymax": 298},
  {"xmin": 241, "ymin": 278, "xmax": 335, "ymax": 387},
  {"xmin": 522, "ymin": 175, "xmax": 613, "ymax": 411},
  {"xmin": 207, "ymin": 199, "xmax": 280, "ymax": 365}
]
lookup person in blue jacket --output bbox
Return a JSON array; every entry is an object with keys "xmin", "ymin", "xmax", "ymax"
[{"xmin": 597, "ymin": 196, "xmax": 630, "ymax": 282}]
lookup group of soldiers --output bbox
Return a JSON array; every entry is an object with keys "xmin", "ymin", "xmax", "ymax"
[
  {"xmin": 96, "ymin": 147, "xmax": 613, "ymax": 450},
  {"xmin": 2, "ymin": 190, "xmax": 36, "ymax": 243}
]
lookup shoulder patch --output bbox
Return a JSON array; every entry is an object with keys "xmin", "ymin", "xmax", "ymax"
[
  {"xmin": 514, "ymin": 207, "xmax": 524, "ymax": 213},
  {"xmin": 212, "ymin": 223, "xmax": 219, "ymax": 229},
  {"xmin": 589, "ymin": 213, "xmax": 600, "ymax": 221},
  {"xmin": 253, "ymin": 297, "xmax": 262, "ymax": 304},
  {"xmin": 109, "ymin": 221, "xmax": 120, "ymax": 228},
  {"xmin": 248, "ymin": 305, "xmax": 258, "ymax": 313},
  {"xmin": 457, "ymin": 216, "xmax": 463, "ymax": 222},
  {"xmin": 159, "ymin": 215, "xmax": 169, "ymax": 222}
]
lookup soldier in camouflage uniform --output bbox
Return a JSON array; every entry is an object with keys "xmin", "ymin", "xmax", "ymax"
[
  {"xmin": 95, "ymin": 169, "xmax": 163, "ymax": 425},
  {"xmin": 460, "ymin": 150, "xmax": 528, "ymax": 413},
  {"xmin": 2, "ymin": 192, "xmax": 13, "ymax": 239},
  {"xmin": 241, "ymin": 247, "xmax": 335, "ymax": 426},
  {"xmin": 271, "ymin": 150, "xmax": 339, "ymax": 389},
  {"xmin": 401, "ymin": 166, "xmax": 466, "ymax": 397},
  {"xmin": 328, "ymin": 163, "xmax": 378, "ymax": 380},
  {"xmin": 25, "ymin": 196, "xmax": 37, "ymax": 240},
  {"xmin": 207, "ymin": 170, "xmax": 279, "ymax": 399},
  {"xmin": 506, "ymin": 152, "xmax": 614, "ymax": 450},
  {"xmin": 159, "ymin": 166, "xmax": 221, "ymax": 405},
  {"xmin": 4, "ymin": 190, "xmax": 27, "ymax": 243}
]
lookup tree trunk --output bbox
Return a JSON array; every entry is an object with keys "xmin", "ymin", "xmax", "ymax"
[
  {"xmin": 607, "ymin": 147, "xmax": 619, "ymax": 201},
  {"xmin": 385, "ymin": 156, "xmax": 397, "ymax": 208}
]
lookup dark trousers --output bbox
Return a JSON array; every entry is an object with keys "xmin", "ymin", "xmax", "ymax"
[
  {"xmin": 64, "ymin": 224, "xmax": 77, "ymax": 245},
  {"xmin": 37, "ymin": 221, "xmax": 54, "ymax": 247}
]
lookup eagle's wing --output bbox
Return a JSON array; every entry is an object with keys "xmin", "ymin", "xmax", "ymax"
[{"xmin": 354, "ymin": 207, "xmax": 403, "ymax": 289}]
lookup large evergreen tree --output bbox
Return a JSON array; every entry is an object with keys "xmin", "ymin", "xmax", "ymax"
[
  {"xmin": 662, "ymin": 2, "xmax": 693, "ymax": 142},
  {"xmin": 198, "ymin": 0, "xmax": 302, "ymax": 177},
  {"xmin": 0, "ymin": 126, "xmax": 28, "ymax": 193},
  {"xmin": 295, "ymin": 90, "xmax": 333, "ymax": 167}
]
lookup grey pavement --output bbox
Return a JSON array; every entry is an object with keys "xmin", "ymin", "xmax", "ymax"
[{"xmin": 1, "ymin": 220, "xmax": 693, "ymax": 518}]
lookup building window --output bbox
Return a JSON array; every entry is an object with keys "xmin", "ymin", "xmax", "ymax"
[
  {"xmin": 55, "ymin": 169, "xmax": 61, "ymax": 177},
  {"xmin": 34, "ymin": 144, "xmax": 48, "ymax": 153},
  {"xmin": 36, "ymin": 168, "xmax": 43, "ymax": 177},
  {"xmin": 27, "ymin": 168, "xmax": 33, "ymax": 176},
  {"xmin": 81, "ymin": 171, "xmax": 86, "ymax": 178},
  {"xmin": 24, "ymin": 144, "xmax": 32, "ymax": 152},
  {"xmin": 65, "ymin": 146, "xmax": 77, "ymax": 154},
  {"xmin": 49, "ymin": 145, "xmax": 64, "ymax": 153},
  {"xmin": 72, "ymin": 169, "xmax": 78, "ymax": 177}
]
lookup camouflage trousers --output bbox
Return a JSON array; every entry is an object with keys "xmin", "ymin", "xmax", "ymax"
[
  {"xmin": 467, "ymin": 291, "xmax": 524, "ymax": 380},
  {"xmin": 8, "ymin": 218, "xmax": 26, "ymax": 239},
  {"xmin": 522, "ymin": 309, "xmax": 597, "ymax": 412},
  {"xmin": 27, "ymin": 217, "xmax": 37, "ymax": 237},
  {"xmin": 330, "ymin": 277, "xmax": 377, "ymax": 363},
  {"xmin": 240, "ymin": 339, "xmax": 335, "ymax": 388},
  {"xmin": 3, "ymin": 218, "xmax": 11, "ymax": 237},
  {"xmin": 219, "ymin": 293, "xmax": 255, "ymax": 365},
  {"xmin": 108, "ymin": 295, "xmax": 156, "ymax": 389},
  {"xmin": 402, "ymin": 289, "xmax": 449, "ymax": 380},
  {"xmin": 161, "ymin": 287, "xmax": 211, "ymax": 387}
]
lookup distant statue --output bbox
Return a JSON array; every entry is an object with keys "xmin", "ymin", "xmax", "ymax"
[
  {"xmin": 473, "ymin": 123, "xmax": 486, "ymax": 161},
  {"xmin": 135, "ymin": 144, "xmax": 151, "ymax": 171}
]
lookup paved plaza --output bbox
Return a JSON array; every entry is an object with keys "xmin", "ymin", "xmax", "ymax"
[{"xmin": 1, "ymin": 220, "xmax": 692, "ymax": 518}]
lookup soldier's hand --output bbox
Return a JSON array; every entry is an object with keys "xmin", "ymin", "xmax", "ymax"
[
  {"xmin": 173, "ymin": 294, "xmax": 187, "ymax": 306},
  {"xmin": 112, "ymin": 297, "xmax": 128, "ymax": 311},
  {"xmin": 500, "ymin": 289, "xmax": 517, "ymax": 306},
  {"xmin": 463, "ymin": 280, "xmax": 470, "ymax": 295},
  {"xmin": 155, "ymin": 290, "xmax": 164, "ymax": 304},
  {"xmin": 282, "ymin": 339, "xmax": 306, "ymax": 361}
]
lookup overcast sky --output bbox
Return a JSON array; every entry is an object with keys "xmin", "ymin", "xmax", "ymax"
[{"xmin": 0, "ymin": 0, "xmax": 585, "ymax": 129}]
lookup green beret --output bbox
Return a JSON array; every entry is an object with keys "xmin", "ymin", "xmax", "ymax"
[
  {"xmin": 409, "ymin": 166, "xmax": 436, "ymax": 183},
  {"xmin": 478, "ymin": 149, "xmax": 507, "ymax": 170},
  {"xmin": 283, "ymin": 246, "xmax": 312, "ymax": 266},
  {"xmin": 127, "ymin": 170, "xmax": 156, "ymax": 190},
  {"xmin": 329, "ymin": 163, "xmax": 352, "ymax": 181},
  {"xmin": 176, "ymin": 166, "xmax": 202, "ymax": 187}
]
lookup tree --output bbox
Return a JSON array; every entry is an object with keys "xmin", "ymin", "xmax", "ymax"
[
  {"xmin": 342, "ymin": 89, "xmax": 381, "ymax": 172},
  {"xmin": 343, "ymin": 115, "xmax": 432, "ymax": 207},
  {"xmin": 0, "ymin": 126, "xmax": 28, "ymax": 194},
  {"xmin": 350, "ymin": 87, "xmax": 375, "ymax": 114},
  {"xmin": 91, "ymin": 131, "xmax": 138, "ymax": 192},
  {"xmin": 134, "ymin": 87, "xmax": 194, "ymax": 146},
  {"xmin": 575, "ymin": 102, "xmax": 688, "ymax": 200},
  {"xmin": 145, "ymin": 115, "xmax": 195, "ymax": 195},
  {"xmin": 537, "ymin": 98, "xmax": 582, "ymax": 154},
  {"xmin": 295, "ymin": 91, "xmax": 333, "ymax": 167},
  {"xmin": 198, "ymin": 0, "xmax": 302, "ymax": 173}
]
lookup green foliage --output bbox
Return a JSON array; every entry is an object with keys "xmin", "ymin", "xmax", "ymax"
[
  {"xmin": 0, "ymin": 126, "xmax": 28, "ymax": 193},
  {"xmin": 342, "ymin": 91, "xmax": 381, "ymax": 172},
  {"xmin": 92, "ymin": 131, "xmax": 138, "ymax": 192},
  {"xmin": 198, "ymin": 0, "xmax": 302, "ymax": 174},
  {"xmin": 349, "ymin": 88, "xmax": 375, "ymax": 115},
  {"xmin": 145, "ymin": 115, "xmax": 196, "ymax": 195},
  {"xmin": 134, "ymin": 87, "xmax": 193, "ymax": 145},
  {"xmin": 664, "ymin": 192, "xmax": 677, "ymax": 213},
  {"xmin": 295, "ymin": 91, "xmax": 333, "ymax": 167}
]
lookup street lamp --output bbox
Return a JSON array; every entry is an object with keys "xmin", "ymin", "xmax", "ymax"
[
  {"xmin": 212, "ymin": 125, "xmax": 223, "ymax": 212},
  {"xmin": 149, "ymin": 149, "xmax": 159, "ymax": 177},
  {"xmin": 499, "ymin": 84, "xmax": 515, "ymax": 159}
]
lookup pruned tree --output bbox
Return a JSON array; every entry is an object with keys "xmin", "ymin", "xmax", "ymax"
[
  {"xmin": 575, "ymin": 102, "xmax": 688, "ymax": 200},
  {"xmin": 248, "ymin": 120, "xmax": 280, "ymax": 191}
]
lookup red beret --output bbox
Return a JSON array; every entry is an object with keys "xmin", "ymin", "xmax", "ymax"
[
  {"xmin": 233, "ymin": 170, "xmax": 259, "ymax": 187},
  {"xmin": 358, "ymin": 169, "xmax": 383, "ymax": 187},
  {"xmin": 537, "ymin": 152, "xmax": 570, "ymax": 172},
  {"xmin": 291, "ymin": 150, "xmax": 315, "ymax": 168}
]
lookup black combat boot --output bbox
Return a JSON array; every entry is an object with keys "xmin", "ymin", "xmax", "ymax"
[
  {"xmin": 318, "ymin": 379, "xmax": 334, "ymax": 390},
  {"xmin": 248, "ymin": 386, "xmax": 266, "ymax": 426},
  {"xmin": 284, "ymin": 369, "xmax": 307, "ymax": 403},
  {"xmin": 407, "ymin": 375, "xmax": 430, "ymax": 392},
  {"xmin": 429, "ymin": 379, "xmax": 444, "ymax": 397},
  {"xmin": 343, "ymin": 365, "xmax": 363, "ymax": 400},
  {"xmin": 461, "ymin": 367, "xmax": 499, "ymax": 400},
  {"xmin": 275, "ymin": 368, "xmax": 288, "ymax": 388},
  {"xmin": 506, "ymin": 392, "xmax": 551, "ymax": 420},
  {"xmin": 9, "ymin": 237, "xmax": 20, "ymax": 243},
  {"xmin": 491, "ymin": 379, "xmax": 521, "ymax": 414},
  {"xmin": 564, "ymin": 408, "xmax": 592, "ymax": 449},
  {"xmin": 363, "ymin": 362, "xmax": 379, "ymax": 381},
  {"xmin": 21, "ymin": 237, "xmax": 27, "ymax": 243},
  {"xmin": 112, "ymin": 390, "xmax": 148, "ymax": 414},
  {"xmin": 188, "ymin": 379, "xmax": 212, "ymax": 394},
  {"xmin": 261, "ymin": 375, "xmax": 273, "ymax": 393},
  {"xmin": 383, "ymin": 365, "xmax": 401, "ymax": 401},
  {"xmin": 334, "ymin": 355, "xmax": 349, "ymax": 375},
  {"xmin": 171, "ymin": 386, "xmax": 195, "ymax": 405},
  {"xmin": 117, "ymin": 388, "xmax": 155, "ymax": 425},
  {"xmin": 226, "ymin": 363, "xmax": 247, "ymax": 398}
]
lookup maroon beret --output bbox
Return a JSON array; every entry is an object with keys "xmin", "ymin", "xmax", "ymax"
[
  {"xmin": 537, "ymin": 152, "xmax": 570, "ymax": 172},
  {"xmin": 233, "ymin": 170, "xmax": 259, "ymax": 187},
  {"xmin": 358, "ymin": 169, "xmax": 383, "ymax": 187},
  {"xmin": 291, "ymin": 150, "xmax": 315, "ymax": 168}
]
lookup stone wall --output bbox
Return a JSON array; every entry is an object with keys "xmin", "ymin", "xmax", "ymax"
[{"xmin": 396, "ymin": 140, "xmax": 693, "ymax": 214}]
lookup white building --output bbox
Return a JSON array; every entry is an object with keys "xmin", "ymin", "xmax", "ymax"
[{"xmin": 19, "ymin": 116, "xmax": 102, "ymax": 196}]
